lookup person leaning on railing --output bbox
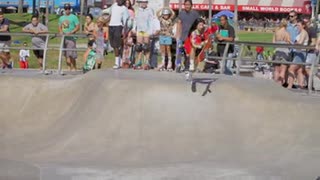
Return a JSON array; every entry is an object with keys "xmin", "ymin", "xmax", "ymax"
[
  {"xmin": 216, "ymin": 15, "xmax": 235, "ymax": 75},
  {"xmin": 303, "ymin": 16, "xmax": 318, "ymax": 81},
  {"xmin": 287, "ymin": 20, "xmax": 309, "ymax": 89},
  {"xmin": 84, "ymin": 14, "xmax": 97, "ymax": 38},
  {"xmin": 0, "ymin": 11, "xmax": 12, "ymax": 69},
  {"xmin": 272, "ymin": 18, "xmax": 291, "ymax": 85},
  {"xmin": 22, "ymin": 15, "xmax": 49, "ymax": 70}
]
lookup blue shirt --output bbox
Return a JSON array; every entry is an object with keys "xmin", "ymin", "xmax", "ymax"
[{"xmin": 287, "ymin": 22, "xmax": 298, "ymax": 43}]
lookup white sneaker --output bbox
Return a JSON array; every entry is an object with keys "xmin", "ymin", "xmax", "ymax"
[
  {"xmin": 189, "ymin": 64, "xmax": 195, "ymax": 71},
  {"xmin": 113, "ymin": 65, "xmax": 120, "ymax": 69}
]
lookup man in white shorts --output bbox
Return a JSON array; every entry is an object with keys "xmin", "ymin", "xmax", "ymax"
[{"xmin": 108, "ymin": 0, "xmax": 129, "ymax": 69}]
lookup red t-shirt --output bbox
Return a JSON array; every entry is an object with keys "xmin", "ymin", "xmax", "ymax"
[{"xmin": 204, "ymin": 25, "xmax": 219, "ymax": 39}]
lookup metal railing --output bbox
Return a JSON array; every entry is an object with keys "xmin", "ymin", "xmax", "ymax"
[
  {"xmin": 0, "ymin": 32, "xmax": 88, "ymax": 74},
  {"xmin": 1, "ymin": 33, "xmax": 319, "ymax": 94}
]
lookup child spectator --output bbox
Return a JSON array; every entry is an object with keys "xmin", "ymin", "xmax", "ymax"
[
  {"xmin": 93, "ymin": 16, "xmax": 107, "ymax": 69},
  {"xmin": 83, "ymin": 39, "xmax": 96, "ymax": 73},
  {"xmin": 156, "ymin": 7, "xmax": 175, "ymax": 71},
  {"xmin": 19, "ymin": 42, "xmax": 30, "ymax": 69},
  {"xmin": 122, "ymin": 31, "xmax": 134, "ymax": 68},
  {"xmin": 204, "ymin": 18, "xmax": 219, "ymax": 40},
  {"xmin": 256, "ymin": 46, "xmax": 264, "ymax": 61},
  {"xmin": 121, "ymin": 0, "xmax": 135, "ymax": 68}
]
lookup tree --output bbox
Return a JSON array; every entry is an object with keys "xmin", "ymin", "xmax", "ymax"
[{"xmin": 18, "ymin": 0, "xmax": 24, "ymax": 13}]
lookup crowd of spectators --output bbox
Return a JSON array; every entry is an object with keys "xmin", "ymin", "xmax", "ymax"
[
  {"xmin": 0, "ymin": 0, "xmax": 319, "ymax": 90},
  {"xmin": 271, "ymin": 10, "xmax": 319, "ymax": 89}
]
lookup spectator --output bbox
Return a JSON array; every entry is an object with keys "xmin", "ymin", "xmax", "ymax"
[
  {"xmin": 255, "ymin": 46, "xmax": 264, "ymax": 61},
  {"xmin": 216, "ymin": 15, "xmax": 235, "ymax": 75},
  {"xmin": 316, "ymin": 37, "xmax": 320, "ymax": 52},
  {"xmin": 121, "ymin": 0, "xmax": 135, "ymax": 67},
  {"xmin": 0, "ymin": 11, "xmax": 12, "ymax": 69},
  {"xmin": 93, "ymin": 16, "xmax": 107, "ymax": 69},
  {"xmin": 156, "ymin": 7, "xmax": 175, "ymax": 71},
  {"xmin": 125, "ymin": 0, "xmax": 135, "ymax": 25},
  {"xmin": 202, "ymin": 18, "xmax": 220, "ymax": 73},
  {"xmin": 132, "ymin": 0, "xmax": 154, "ymax": 69},
  {"xmin": 123, "ymin": 0, "xmax": 135, "ymax": 39},
  {"xmin": 303, "ymin": 16, "xmax": 318, "ymax": 80},
  {"xmin": 122, "ymin": 30, "xmax": 134, "ymax": 67},
  {"xmin": 19, "ymin": 42, "xmax": 30, "ymax": 69},
  {"xmin": 176, "ymin": 0, "xmax": 199, "ymax": 71},
  {"xmin": 101, "ymin": 4, "xmax": 111, "ymax": 22},
  {"xmin": 108, "ymin": 0, "xmax": 129, "ymax": 69},
  {"xmin": 287, "ymin": 10, "xmax": 299, "ymax": 44},
  {"xmin": 185, "ymin": 18, "xmax": 207, "ymax": 71},
  {"xmin": 287, "ymin": 20, "xmax": 309, "ymax": 89},
  {"xmin": 22, "ymin": 15, "xmax": 49, "ymax": 69},
  {"xmin": 83, "ymin": 39, "xmax": 96, "ymax": 73},
  {"xmin": 149, "ymin": 15, "xmax": 161, "ymax": 69},
  {"xmin": 203, "ymin": 18, "xmax": 219, "ymax": 40},
  {"xmin": 41, "ymin": 12, "xmax": 46, "ymax": 25},
  {"xmin": 84, "ymin": 14, "xmax": 97, "ymax": 37},
  {"xmin": 58, "ymin": 3, "xmax": 80, "ymax": 71},
  {"xmin": 272, "ymin": 18, "xmax": 291, "ymax": 85}
]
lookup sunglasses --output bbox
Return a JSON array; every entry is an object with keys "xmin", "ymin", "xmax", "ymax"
[
  {"xmin": 64, "ymin": 7, "xmax": 71, "ymax": 10},
  {"xmin": 289, "ymin": 15, "xmax": 295, "ymax": 18}
]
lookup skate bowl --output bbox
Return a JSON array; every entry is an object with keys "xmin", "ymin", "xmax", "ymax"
[{"xmin": 0, "ymin": 70, "xmax": 319, "ymax": 180}]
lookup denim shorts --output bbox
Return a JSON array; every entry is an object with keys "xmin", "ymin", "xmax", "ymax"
[
  {"xmin": 305, "ymin": 53, "xmax": 317, "ymax": 68},
  {"xmin": 292, "ymin": 52, "xmax": 306, "ymax": 64},
  {"xmin": 159, "ymin": 36, "xmax": 172, "ymax": 45}
]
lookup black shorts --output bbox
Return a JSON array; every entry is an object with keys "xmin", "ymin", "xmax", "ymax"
[
  {"xmin": 109, "ymin": 26, "xmax": 123, "ymax": 49},
  {"xmin": 33, "ymin": 50, "xmax": 44, "ymax": 58}
]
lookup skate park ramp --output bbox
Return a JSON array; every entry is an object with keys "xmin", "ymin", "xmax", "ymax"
[{"xmin": 0, "ymin": 70, "xmax": 319, "ymax": 180}]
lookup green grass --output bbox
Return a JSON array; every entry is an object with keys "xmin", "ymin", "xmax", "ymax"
[
  {"xmin": 4, "ymin": 13, "xmax": 274, "ymax": 69},
  {"xmin": 238, "ymin": 31, "xmax": 273, "ymax": 42}
]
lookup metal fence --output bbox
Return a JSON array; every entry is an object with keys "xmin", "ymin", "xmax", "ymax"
[
  {"xmin": 1, "ymin": 33, "xmax": 319, "ymax": 94},
  {"xmin": 0, "ymin": 32, "xmax": 88, "ymax": 74}
]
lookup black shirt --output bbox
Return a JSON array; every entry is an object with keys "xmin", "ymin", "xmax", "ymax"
[
  {"xmin": 0, "ymin": 18, "xmax": 11, "ymax": 41},
  {"xmin": 178, "ymin": 10, "xmax": 199, "ymax": 42},
  {"xmin": 217, "ymin": 24, "xmax": 235, "ymax": 55}
]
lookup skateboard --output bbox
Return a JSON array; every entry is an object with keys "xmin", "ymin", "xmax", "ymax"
[{"xmin": 197, "ymin": 35, "xmax": 214, "ymax": 63}]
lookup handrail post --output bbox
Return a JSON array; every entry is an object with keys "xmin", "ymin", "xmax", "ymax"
[
  {"xmin": 58, "ymin": 34, "xmax": 65, "ymax": 75},
  {"xmin": 236, "ymin": 44, "xmax": 244, "ymax": 76},
  {"xmin": 308, "ymin": 53, "xmax": 320, "ymax": 94},
  {"xmin": 220, "ymin": 43, "xmax": 230, "ymax": 74},
  {"xmin": 42, "ymin": 34, "xmax": 49, "ymax": 74}
]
